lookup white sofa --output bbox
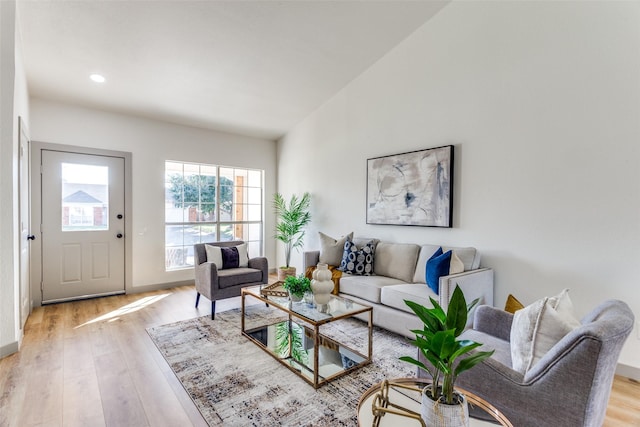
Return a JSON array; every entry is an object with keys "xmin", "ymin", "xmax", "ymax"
[{"xmin": 304, "ymin": 238, "xmax": 494, "ymax": 338}]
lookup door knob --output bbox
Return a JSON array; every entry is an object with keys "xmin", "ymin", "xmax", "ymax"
[
  {"xmin": 27, "ymin": 235, "xmax": 36, "ymax": 240},
  {"xmin": 117, "ymin": 214, "xmax": 123, "ymax": 219},
  {"xmin": 116, "ymin": 233, "xmax": 123, "ymax": 238}
]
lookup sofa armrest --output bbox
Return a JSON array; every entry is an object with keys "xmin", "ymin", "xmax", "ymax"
[
  {"xmin": 248, "ymin": 257, "xmax": 269, "ymax": 284},
  {"xmin": 473, "ymin": 305, "xmax": 513, "ymax": 341},
  {"xmin": 194, "ymin": 261, "xmax": 218, "ymax": 299},
  {"xmin": 438, "ymin": 268, "xmax": 494, "ymax": 327},
  {"xmin": 303, "ymin": 250, "xmax": 320, "ymax": 271}
]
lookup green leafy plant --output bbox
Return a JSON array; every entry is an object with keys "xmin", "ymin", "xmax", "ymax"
[
  {"xmin": 400, "ymin": 285, "xmax": 494, "ymax": 405},
  {"xmin": 282, "ymin": 274, "xmax": 311, "ymax": 298},
  {"xmin": 275, "ymin": 321, "xmax": 309, "ymax": 365},
  {"xmin": 273, "ymin": 192, "xmax": 311, "ymax": 268}
]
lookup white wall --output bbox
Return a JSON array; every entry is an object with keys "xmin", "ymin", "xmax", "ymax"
[
  {"xmin": 278, "ymin": 1, "xmax": 640, "ymax": 369},
  {"xmin": 0, "ymin": 0, "xmax": 30, "ymax": 357},
  {"xmin": 30, "ymin": 98, "xmax": 277, "ymax": 289}
]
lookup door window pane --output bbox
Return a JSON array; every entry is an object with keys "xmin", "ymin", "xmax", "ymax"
[{"xmin": 61, "ymin": 163, "xmax": 109, "ymax": 231}]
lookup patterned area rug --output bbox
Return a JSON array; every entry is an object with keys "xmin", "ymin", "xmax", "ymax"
[{"xmin": 147, "ymin": 306, "xmax": 416, "ymax": 426}]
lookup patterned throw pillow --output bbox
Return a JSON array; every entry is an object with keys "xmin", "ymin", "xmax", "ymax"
[{"xmin": 339, "ymin": 240, "xmax": 375, "ymax": 275}]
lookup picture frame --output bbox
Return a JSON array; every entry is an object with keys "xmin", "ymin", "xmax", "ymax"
[{"xmin": 366, "ymin": 145, "xmax": 454, "ymax": 227}]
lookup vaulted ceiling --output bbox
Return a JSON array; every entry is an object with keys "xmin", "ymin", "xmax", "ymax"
[{"xmin": 17, "ymin": 1, "xmax": 448, "ymax": 140}]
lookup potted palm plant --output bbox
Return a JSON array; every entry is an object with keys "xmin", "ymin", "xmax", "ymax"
[
  {"xmin": 400, "ymin": 285, "xmax": 494, "ymax": 427},
  {"xmin": 273, "ymin": 192, "xmax": 311, "ymax": 280}
]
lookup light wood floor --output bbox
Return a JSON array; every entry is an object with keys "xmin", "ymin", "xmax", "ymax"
[{"xmin": 1, "ymin": 285, "xmax": 639, "ymax": 427}]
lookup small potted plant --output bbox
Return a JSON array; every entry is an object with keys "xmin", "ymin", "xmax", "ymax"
[
  {"xmin": 282, "ymin": 274, "xmax": 311, "ymax": 302},
  {"xmin": 273, "ymin": 192, "xmax": 311, "ymax": 280},
  {"xmin": 400, "ymin": 285, "xmax": 494, "ymax": 427}
]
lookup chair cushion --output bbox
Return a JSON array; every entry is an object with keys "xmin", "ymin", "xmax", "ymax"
[
  {"xmin": 510, "ymin": 289, "xmax": 581, "ymax": 374},
  {"xmin": 217, "ymin": 268, "xmax": 262, "ymax": 289},
  {"xmin": 461, "ymin": 329, "xmax": 512, "ymax": 367},
  {"xmin": 318, "ymin": 231, "xmax": 353, "ymax": 266}
]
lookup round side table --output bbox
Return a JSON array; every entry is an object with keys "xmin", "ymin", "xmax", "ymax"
[{"xmin": 357, "ymin": 378, "xmax": 513, "ymax": 427}]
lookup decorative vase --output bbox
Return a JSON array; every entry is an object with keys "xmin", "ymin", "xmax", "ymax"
[
  {"xmin": 288, "ymin": 291, "xmax": 303, "ymax": 302},
  {"xmin": 421, "ymin": 386, "xmax": 469, "ymax": 427},
  {"xmin": 278, "ymin": 266, "xmax": 296, "ymax": 281},
  {"xmin": 311, "ymin": 263, "xmax": 333, "ymax": 305}
]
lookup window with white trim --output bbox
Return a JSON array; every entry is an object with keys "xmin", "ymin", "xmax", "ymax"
[{"xmin": 164, "ymin": 161, "xmax": 263, "ymax": 270}]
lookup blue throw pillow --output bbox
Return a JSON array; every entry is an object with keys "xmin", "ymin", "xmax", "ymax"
[{"xmin": 426, "ymin": 248, "xmax": 452, "ymax": 294}]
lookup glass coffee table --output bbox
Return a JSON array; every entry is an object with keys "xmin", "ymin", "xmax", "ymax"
[
  {"xmin": 358, "ymin": 378, "xmax": 513, "ymax": 426},
  {"xmin": 241, "ymin": 285, "xmax": 373, "ymax": 389}
]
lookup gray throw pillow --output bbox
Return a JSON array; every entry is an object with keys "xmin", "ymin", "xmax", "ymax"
[{"xmin": 319, "ymin": 231, "xmax": 353, "ymax": 266}]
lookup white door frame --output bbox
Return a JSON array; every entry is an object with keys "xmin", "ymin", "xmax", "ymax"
[
  {"xmin": 30, "ymin": 142, "xmax": 133, "ymax": 307},
  {"xmin": 18, "ymin": 117, "xmax": 31, "ymax": 327}
]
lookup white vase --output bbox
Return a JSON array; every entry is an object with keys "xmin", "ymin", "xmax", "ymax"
[
  {"xmin": 311, "ymin": 263, "xmax": 333, "ymax": 305},
  {"xmin": 421, "ymin": 386, "xmax": 469, "ymax": 427}
]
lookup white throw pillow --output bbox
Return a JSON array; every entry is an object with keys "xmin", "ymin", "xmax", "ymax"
[
  {"xmin": 449, "ymin": 252, "xmax": 465, "ymax": 275},
  {"xmin": 319, "ymin": 232, "xmax": 353, "ymax": 266},
  {"xmin": 236, "ymin": 243, "xmax": 249, "ymax": 268},
  {"xmin": 510, "ymin": 289, "xmax": 581, "ymax": 374},
  {"xmin": 205, "ymin": 244, "xmax": 223, "ymax": 268}
]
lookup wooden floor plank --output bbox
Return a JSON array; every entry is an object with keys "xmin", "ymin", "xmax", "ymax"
[{"xmin": 0, "ymin": 283, "xmax": 638, "ymax": 426}]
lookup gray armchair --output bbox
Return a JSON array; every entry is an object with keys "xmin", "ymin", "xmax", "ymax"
[
  {"xmin": 417, "ymin": 300, "xmax": 634, "ymax": 427},
  {"xmin": 194, "ymin": 241, "xmax": 268, "ymax": 319}
]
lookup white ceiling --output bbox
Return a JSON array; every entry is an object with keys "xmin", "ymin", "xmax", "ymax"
[{"xmin": 17, "ymin": 1, "xmax": 448, "ymax": 141}]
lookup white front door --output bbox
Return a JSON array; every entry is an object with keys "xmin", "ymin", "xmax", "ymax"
[{"xmin": 41, "ymin": 150, "xmax": 126, "ymax": 303}]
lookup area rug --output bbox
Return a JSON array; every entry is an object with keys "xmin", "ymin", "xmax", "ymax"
[{"xmin": 147, "ymin": 307, "xmax": 416, "ymax": 426}]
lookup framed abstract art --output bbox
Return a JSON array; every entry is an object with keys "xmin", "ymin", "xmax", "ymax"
[{"xmin": 366, "ymin": 145, "xmax": 454, "ymax": 227}]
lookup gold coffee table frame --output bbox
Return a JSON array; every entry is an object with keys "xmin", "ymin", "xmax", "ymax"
[
  {"xmin": 241, "ymin": 286, "xmax": 373, "ymax": 389},
  {"xmin": 358, "ymin": 378, "xmax": 513, "ymax": 427}
]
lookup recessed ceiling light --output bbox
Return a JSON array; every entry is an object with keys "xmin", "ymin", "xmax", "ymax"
[{"xmin": 90, "ymin": 74, "xmax": 106, "ymax": 83}]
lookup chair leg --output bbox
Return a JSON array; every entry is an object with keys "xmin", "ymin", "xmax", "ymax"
[
  {"xmin": 195, "ymin": 292, "xmax": 201, "ymax": 308},
  {"xmin": 211, "ymin": 300, "xmax": 216, "ymax": 320}
]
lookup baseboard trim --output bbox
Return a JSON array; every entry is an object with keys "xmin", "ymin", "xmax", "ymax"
[
  {"xmin": 616, "ymin": 363, "xmax": 640, "ymax": 381},
  {"xmin": 127, "ymin": 280, "xmax": 195, "ymax": 294},
  {"xmin": 0, "ymin": 340, "xmax": 19, "ymax": 360}
]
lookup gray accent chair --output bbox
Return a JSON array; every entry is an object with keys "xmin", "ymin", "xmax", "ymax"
[
  {"xmin": 194, "ymin": 241, "xmax": 268, "ymax": 319},
  {"xmin": 417, "ymin": 300, "xmax": 634, "ymax": 427}
]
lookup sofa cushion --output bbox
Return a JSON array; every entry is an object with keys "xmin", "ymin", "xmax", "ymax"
[
  {"xmin": 339, "ymin": 275, "xmax": 405, "ymax": 304},
  {"xmin": 380, "ymin": 284, "xmax": 437, "ymax": 314},
  {"xmin": 373, "ymin": 242, "xmax": 420, "ymax": 283},
  {"xmin": 413, "ymin": 245, "xmax": 478, "ymax": 283},
  {"xmin": 511, "ymin": 289, "xmax": 580, "ymax": 374},
  {"xmin": 319, "ymin": 231, "xmax": 353, "ymax": 266},
  {"xmin": 339, "ymin": 239, "xmax": 375, "ymax": 275}
]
